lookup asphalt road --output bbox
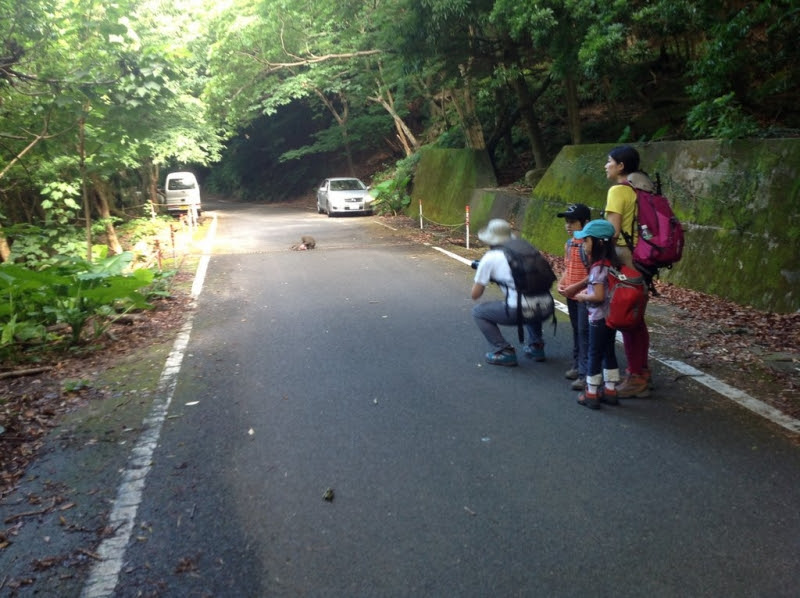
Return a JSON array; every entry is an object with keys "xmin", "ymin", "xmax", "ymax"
[{"xmin": 3, "ymin": 200, "xmax": 800, "ymax": 597}]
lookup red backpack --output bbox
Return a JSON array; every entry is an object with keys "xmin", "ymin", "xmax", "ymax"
[
  {"xmin": 606, "ymin": 264, "xmax": 648, "ymax": 330},
  {"xmin": 623, "ymin": 176, "xmax": 684, "ymax": 270}
]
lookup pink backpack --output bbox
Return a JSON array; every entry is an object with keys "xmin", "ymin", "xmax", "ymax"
[{"xmin": 623, "ymin": 176, "xmax": 684, "ymax": 270}]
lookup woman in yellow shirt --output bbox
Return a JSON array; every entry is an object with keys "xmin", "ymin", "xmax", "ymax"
[{"xmin": 603, "ymin": 145, "xmax": 652, "ymax": 398}]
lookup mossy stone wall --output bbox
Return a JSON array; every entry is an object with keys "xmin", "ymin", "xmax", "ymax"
[
  {"xmin": 413, "ymin": 141, "xmax": 800, "ymax": 313},
  {"xmin": 409, "ymin": 147, "xmax": 497, "ymax": 225}
]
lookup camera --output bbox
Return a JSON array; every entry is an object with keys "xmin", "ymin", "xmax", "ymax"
[{"xmin": 470, "ymin": 260, "xmax": 480, "ymax": 270}]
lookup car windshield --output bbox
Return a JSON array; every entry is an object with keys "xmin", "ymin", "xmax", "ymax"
[
  {"xmin": 329, "ymin": 179, "xmax": 364, "ymax": 191},
  {"xmin": 167, "ymin": 178, "xmax": 196, "ymax": 190}
]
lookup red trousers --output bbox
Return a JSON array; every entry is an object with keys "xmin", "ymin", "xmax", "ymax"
[{"xmin": 621, "ymin": 319, "xmax": 649, "ymax": 374}]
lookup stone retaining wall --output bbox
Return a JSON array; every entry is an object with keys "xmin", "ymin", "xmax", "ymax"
[{"xmin": 410, "ymin": 140, "xmax": 800, "ymax": 313}]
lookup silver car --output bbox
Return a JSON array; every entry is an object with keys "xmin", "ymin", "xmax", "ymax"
[{"xmin": 316, "ymin": 177, "xmax": 373, "ymax": 216}]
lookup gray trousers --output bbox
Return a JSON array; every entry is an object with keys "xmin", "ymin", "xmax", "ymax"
[{"xmin": 473, "ymin": 301, "xmax": 549, "ymax": 350}]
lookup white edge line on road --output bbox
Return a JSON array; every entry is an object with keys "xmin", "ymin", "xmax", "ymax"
[
  {"xmin": 81, "ymin": 214, "xmax": 217, "ymax": 598},
  {"xmin": 372, "ymin": 219, "xmax": 398, "ymax": 231},
  {"xmin": 434, "ymin": 245, "xmax": 800, "ymax": 435}
]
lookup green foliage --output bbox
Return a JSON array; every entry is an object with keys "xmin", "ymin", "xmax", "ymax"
[
  {"xmin": 118, "ymin": 216, "xmax": 175, "ymax": 245},
  {"xmin": 370, "ymin": 179, "xmax": 411, "ymax": 215},
  {"xmin": 0, "ymin": 0, "xmax": 222, "ymax": 245},
  {"xmin": 62, "ymin": 378, "xmax": 92, "ymax": 393},
  {"xmin": 5, "ymin": 224, "xmax": 89, "ymax": 268},
  {"xmin": 618, "ymin": 124, "xmax": 672, "ymax": 144},
  {"xmin": 2, "ymin": 0, "xmax": 799, "ymax": 259},
  {"xmin": 434, "ymin": 128, "xmax": 467, "ymax": 149},
  {"xmin": 370, "ymin": 153, "xmax": 420, "ymax": 215},
  {"xmin": 40, "ymin": 181, "xmax": 81, "ymax": 224},
  {"xmin": 0, "ymin": 252, "xmax": 155, "ymax": 353},
  {"xmin": 687, "ymin": 93, "xmax": 759, "ymax": 140},
  {"xmin": 686, "ymin": 2, "xmax": 800, "ymax": 139}
]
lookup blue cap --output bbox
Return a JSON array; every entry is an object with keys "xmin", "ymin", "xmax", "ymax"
[{"xmin": 573, "ymin": 219, "xmax": 616, "ymax": 241}]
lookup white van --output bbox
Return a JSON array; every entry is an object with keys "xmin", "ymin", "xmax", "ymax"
[{"xmin": 164, "ymin": 172, "xmax": 201, "ymax": 216}]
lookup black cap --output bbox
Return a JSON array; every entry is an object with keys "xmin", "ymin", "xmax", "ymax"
[{"xmin": 557, "ymin": 203, "xmax": 591, "ymax": 222}]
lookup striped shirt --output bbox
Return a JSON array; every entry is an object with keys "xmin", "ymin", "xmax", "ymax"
[{"xmin": 563, "ymin": 237, "xmax": 588, "ymax": 287}]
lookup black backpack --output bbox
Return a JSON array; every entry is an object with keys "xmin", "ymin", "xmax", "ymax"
[{"xmin": 502, "ymin": 238, "xmax": 557, "ymax": 342}]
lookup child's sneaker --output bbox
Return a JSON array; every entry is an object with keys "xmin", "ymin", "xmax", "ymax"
[
  {"xmin": 485, "ymin": 348, "xmax": 518, "ymax": 367},
  {"xmin": 577, "ymin": 390, "xmax": 600, "ymax": 410},
  {"xmin": 523, "ymin": 343, "xmax": 546, "ymax": 362},
  {"xmin": 564, "ymin": 368, "xmax": 579, "ymax": 380},
  {"xmin": 600, "ymin": 387, "xmax": 619, "ymax": 405},
  {"xmin": 617, "ymin": 373, "xmax": 651, "ymax": 398},
  {"xmin": 570, "ymin": 378, "xmax": 586, "ymax": 391}
]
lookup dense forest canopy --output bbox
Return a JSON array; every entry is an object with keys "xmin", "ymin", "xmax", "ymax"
[{"xmin": 1, "ymin": 0, "xmax": 798, "ymax": 256}]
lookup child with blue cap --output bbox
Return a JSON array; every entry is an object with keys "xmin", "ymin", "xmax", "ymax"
[{"xmin": 572, "ymin": 219, "xmax": 622, "ymax": 409}]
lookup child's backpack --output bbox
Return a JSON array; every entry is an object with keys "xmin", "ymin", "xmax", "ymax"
[
  {"xmin": 606, "ymin": 264, "xmax": 648, "ymax": 331},
  {"xmin": 623, "ymin": 175, "xmax": 684, "ymax": 271},
  {"xmin": 502, "ymin": 238, "xmax": 557, "ymax": 341}
]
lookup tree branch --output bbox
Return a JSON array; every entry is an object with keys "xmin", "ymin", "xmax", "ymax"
[{"xmin": 238, "ymin": 49, "xmax": 382, "ymax": 74}]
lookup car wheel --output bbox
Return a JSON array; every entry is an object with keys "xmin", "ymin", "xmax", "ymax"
[
  {"xmin": 327, "ymin": 202, "xmax": 334, "ymax": 217},
  {"xmin": 317, "ymin": 201, "xmax": 324, "ymax": 214}
]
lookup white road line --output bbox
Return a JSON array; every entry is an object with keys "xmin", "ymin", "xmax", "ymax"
[
  {"xmin": 372, "ymin": 219, "xmax": 398, "ymax": 231},
  {"xmin": 81, "ymin": 215, "xmax": 216, "ymax": 597},
  {"xmin": 435, "ymin": 245, "xmax": 800, "ymax": 435},
  {"xmin": 433, "ymin": 246, "xmax": 472, "ymax": 265}
]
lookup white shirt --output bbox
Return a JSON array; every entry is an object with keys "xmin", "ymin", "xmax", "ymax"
[{"xmin": 474, "ymin": 249, "xmax": 552, "ymax": 317}]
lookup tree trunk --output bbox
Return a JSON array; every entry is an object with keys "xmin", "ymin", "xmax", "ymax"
[
  {"xmin": 564, "ymin": 72, "xmax": 582, "ymax": 145},
  {"xmin": 450, "ymin": 58, "xmax": 486, "ymax": 150},
  {"xmin": 145, "ymin": 160, "xmax": 160, "ymax": 218},
  {"xmin": 0, "ymin": 231, "xmax": 11, "ymax": 262},
  {"xmin": 450, "ymin": 87, "xmax": 486, "ymax": 150},
  {"xmin": 91, "ymin": 176, "xmax": 123, "ymax": 255},
  {"xmin": 370, "ymin": 94, "xmax": 419, "ymax": 156},
  {"xmin": 368, "ymin": 66, "xmax": 420, "ymax": 157},
  {"xmin": 144, "ymin": 160, "xmax": 159, "ymax": 200},
  {"xmin": 79, "ymin": 111, "xmax": 92, "ymax": 261},
  {"xmin": 510, "ymin": 74, "xmax": 547, "ymax": 169},
  {"xmin": 313, "ymin": 89, "xmax": 355, "ymax": 176},
  {"xmin": 340, "ymin": 102, "xmax": 355, "ymax": 177},
  {"xmin": 486, "ymin": 87, "xmax": 520, "ymax": 158}
]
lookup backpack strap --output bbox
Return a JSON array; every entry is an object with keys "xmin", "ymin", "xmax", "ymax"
[{"xmin": 619, "ymin": 181, "xmax": 638, "ymax": 252}]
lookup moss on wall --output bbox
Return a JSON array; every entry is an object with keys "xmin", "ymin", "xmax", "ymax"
[
  {"xmin": 409, "ymin": 148, "xmax": 497, "ymax": 224},
  {"xmin": 415, "ymin": 141, "xmax": 800, "ymax": 312},
  {"xmin": 524, "ymin": 140, "xmax": 800, "ymax": 312}
]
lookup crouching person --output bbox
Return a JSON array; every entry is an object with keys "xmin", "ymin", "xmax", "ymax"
[{"xmin": 471, "ymin": 219, "xmax": 555, "ymax": 367}]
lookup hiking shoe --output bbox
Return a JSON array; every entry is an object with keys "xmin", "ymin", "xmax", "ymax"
[
  {"xmin": 577, "ymin": 391, "xmax": 600, "ymax": 410},
  {"xmin": 645, "ymin": 368, "xmax": 655, "ymax": 390},
  {"xmin": 570, "ymin": 378, "xmax": 586, "ymax": 391},
  {"xmin": 600, "ymin": 388, "xmax": 619, "ymax": 405},
  {"xmin": 485, "ymin": 348, "xmax": 518, "ymax": 367},
  {"xmin": 564, "ymin": 368, "xmax": 579, "ymax": 380},
  {"xmin": 524, "ymin": 343, "xmax": 546, "ymax": 362},
  {"xmin": 617, "ymin": 373, "xmax": 651, "ymax": 398}
]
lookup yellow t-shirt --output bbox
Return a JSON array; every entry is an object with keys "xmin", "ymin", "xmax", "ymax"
[{"xmin": 605, "ymin": 184, "xmax": 637, "ymax": 247}]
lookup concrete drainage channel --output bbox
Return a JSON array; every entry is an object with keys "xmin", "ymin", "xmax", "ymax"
[{"xmin": 432, "ymin": 245, "xmax": 800, "ymax": 436}]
